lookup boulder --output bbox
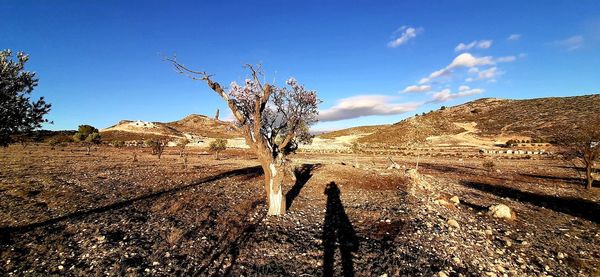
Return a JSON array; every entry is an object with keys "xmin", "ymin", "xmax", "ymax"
[
  {"xmin": 450, "ymin": 196, "xmax": 460, "ymax": 204},
  {"xmin": 487, "ymin": 204, "xmax": 514, "ymax": 219}
]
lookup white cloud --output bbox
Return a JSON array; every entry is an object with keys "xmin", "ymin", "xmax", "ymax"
[
  {"xmin": 468, "ymin": 67, "xmax": 479, "ymax": 74},
  {"xmin": 388, "ymin": 26, "xmax": 423, "ymax": 48},
  {"xmin": 402, "ymin": 85, "xmax": 431, "ymax": 93},
  {"xmin": 319, "ymin": 95, "xmax": 421, "ymax": 122},
  {"xmin": 507, "ymin": 34, "xmax": 521, "ymax": 41},
  {"xmin": 455, "ymin": 40, "xmax": 493, "ymax": 52},
  {"xmin": 496, "ymin": 56, "xmax": 516, "ymax": 63},
  {"xmin": 465, "ymin": 77, "xmax": 474, "ymax": 82},
  {"xmin": 449, "ymin": 53, "xmax": 494, "ymax": 68},
  {"xmin": 418, "ymin": 53, "xmax": 494, "ymax": 84},
  {"xmin": 429, "ymin": 87, "xmax": 484, "ymax": 102},
  {"xmin": 477, "ymin": 67, "xmax": 499, "ymax": 80},
  {"xmin": 553, "ymin": 35, "xmax": 584, "ymax": 51},
  {"xmin": 458, "ymin": 85, "xmax": 471, "ymax": 92}
]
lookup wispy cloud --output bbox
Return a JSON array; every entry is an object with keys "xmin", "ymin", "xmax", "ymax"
[
  {"xmin": 429, "ymin": 86, "xmax": 484, "ymax": 103},
  {"xmin": 553, "ymin": 35, "xmax": 584, "ymax": 51},
  {"xmin": 507, "ymin": 34, "xmax": 521, "ymax": 41},
  {"xmin": 319, "ymin": 95, "xmax": 421, "ymax": 122},
  {"xmin": 477, "ymin": 67, "xmax": 500, "ymax": 81},
  {"xmin": 455, "ymin": 40, "xmax": 493, "ymax": 52},
  {"xmin": 388, "ymin": 26, "xmax": 423, "ymax": 48},
  {"xmin": 496, "ymin": 55, "xmax": 517, "ymax": 63},
  {"xmin": 402, "ymin": 85, "xmax": 431, "ymax": 93}
]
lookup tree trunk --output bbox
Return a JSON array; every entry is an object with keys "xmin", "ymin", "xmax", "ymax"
[
  {"xmin": 86, "ymin": 146, "xmax": 91, "ymax": 155},
  {"xmin": 262, "ymin": 157, "xmax": 288, "ymax": 215},
  {"xmin": 586, "ymin": 162, "xmax": 593, "ymax": 190},
  {"xmin": 415, "ymin": 153, "xmax": 421, "ymax": 172}
]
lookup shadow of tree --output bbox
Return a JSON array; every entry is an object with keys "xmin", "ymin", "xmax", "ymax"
[
  {"xmin": 460, "ymin": 180, "xmax": 600, "ymax": 223},
  {"xmin": 520, "ymin": 173, "xmax": 598, "ymax": 187},
  {"xmin": 323, "ymin": 182, "xmax": 358, "ymax": 277},
  {"xmin": 0, "ymin": 166, "xmax": 263, "ymax": 238},
  {"xmin": 286, "ymin": 163, "xmax": 321, "ymax": 210}
]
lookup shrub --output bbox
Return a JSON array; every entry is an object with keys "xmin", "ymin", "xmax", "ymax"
[
  {"xmin": 505, "ymin": 139, "xmax": 517, "ymax": 147},
  {"xmin": 112, "ymin": 140, "xmax": 125, "ymax": 148},
  {"xmin": 209, "ymin": 138, "xmax": 227, "ymax": 159},
  {"xmin": 147, "ymin": 139, "xmax": 166, "ymax": 159},
  {"xmin": 350, "ymin": 142, "xmax": 361, "ymax": 154},
  {"xmin": 48, "ymin": 138, "xmax": 59, "ymax": 149},
  {"xmin": 483, "ymin": 160, "xmax": 495, "ymax": 171},
  {"xmin": 73, "ymin": 125, "xmax": 101, "ymax": 154}
]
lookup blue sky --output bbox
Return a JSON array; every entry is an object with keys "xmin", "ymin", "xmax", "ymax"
[{"xmin": 3, "ymin": 0, "xmax": 599, "ymax": 131}]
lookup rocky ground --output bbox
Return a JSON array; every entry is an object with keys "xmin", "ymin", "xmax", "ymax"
[{"xmin": 1, "ymin": 145, "xmax": 599, "ymax": 276}]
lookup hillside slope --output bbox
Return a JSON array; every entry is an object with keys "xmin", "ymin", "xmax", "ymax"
[
  {"xmin": 353, "ymin": 94, "xmax": 600, "ymax": 146},
  {"xmin": 100, "ymin": 114, "xmax": 241, "ymax": 141}
]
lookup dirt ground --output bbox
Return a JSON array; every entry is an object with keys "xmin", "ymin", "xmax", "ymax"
[{"xmin": 1, "ymin": 145, "xmax": 599, "ymax": 276}]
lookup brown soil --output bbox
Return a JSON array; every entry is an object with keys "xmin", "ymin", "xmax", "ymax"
[{"xmin": 1, "ymin": 145, "xmax": 599, "ymax": 276}]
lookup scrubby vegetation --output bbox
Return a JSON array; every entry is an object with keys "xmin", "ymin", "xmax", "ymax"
[
  {"xmin": 72, "ymin": 125, "xmax": 101, "ymax": 155},
  {"xmin": 209, "ymin": 138, "xmax": 227, "ymax": 160}
]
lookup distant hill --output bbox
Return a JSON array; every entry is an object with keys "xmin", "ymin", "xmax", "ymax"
[
  {"xmin": 318, "ymin": 125, "xmax": 389, "ymax": 139},
  {"xmin": 322, "ymin": 94, "xmax": 600, "ymax": 147},
  {"xmin": 165, "ymin": 114, "xmax": 241, "ymax": 138},
  {"xmin": 100, "ymin": 114, "xmax": 241, "ymax": 142}
]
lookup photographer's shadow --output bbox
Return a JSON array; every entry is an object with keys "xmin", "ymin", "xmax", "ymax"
[{"xmin": 322, "ymin": 182, "xmax": 358, "ymax": 277}]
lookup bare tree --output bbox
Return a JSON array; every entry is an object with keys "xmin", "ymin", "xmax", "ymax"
[
  {"xmin": 168, "ymin": 59, "xmax": 320, "ymax": 215},
  {"xmin": 406, "ymin": 117, "xmax": 426, "ymax": 172},
  {"xmin": 555, "ymin": 116, "xmax": 600, "ymax": 190},
  {"xmin": 177, "ymin": 137, "xmax": 189, "ymax": 157}
]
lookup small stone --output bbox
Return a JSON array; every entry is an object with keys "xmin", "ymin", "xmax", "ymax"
[
  {"xmin": 379, "ymin": 274, "xmax": 388, "ymax": 277},
  {"xmin": 434, "ymin": 199, "xmax": 450, "ymax": 206},
  {"xmin": 487, "ymin": 204, "xmax": 514, "ymax": 219},
  {"xmin": 450, "ymin": 196, "xmax": 460, "ymax": 204},
  {"xmin": 58, "ymin": 265, "xmax": 64, "ymax": 270},
  {"xmin": 557, "ymin": 252, "xmax": 565, "ymax": 259},
  {"xmin": 485, "ymin": 229, "xmax": 493, "ymax": 236},
  {"xmin": 447, "ymin": 219, "xmax": 460, "ymax": 229},
  {"xmin": 437, "ymin": 271, "xmax": 448, "ymax": 277},
  {"xmin": 152, "ymin": 261, "xmax": 159, "ymax": 266}
]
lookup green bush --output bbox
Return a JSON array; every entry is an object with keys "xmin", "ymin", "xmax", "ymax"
[
  {"xmin": 209, "ymin": 138, "xmax": 227, "ymax": 159},
  {"xmin": 112, "ymin": 140, "xmax": 125, "ymax": 148},
  {"xmin": 73, "ymin": 125, "xmax": 101, "ymax": 154}
]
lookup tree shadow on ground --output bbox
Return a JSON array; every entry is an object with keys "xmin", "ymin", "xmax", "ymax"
[
  {"xmin": 0, "ymin": 166, "xmax": 263, "ymax": 239},
  {"xmin": 460, "ymin": 180, "xmax": 600, "ymax": 223},
  {"xmin": 285, "ymin": 163, "xmax": 322, "ymax": 210},
  {"xmin": 323, "ymin": 181, "xmax": 358, "ymax": 277},
  {"xmin": 520, "ymin": 173, "xmax": 599, "ymax": 187}
]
